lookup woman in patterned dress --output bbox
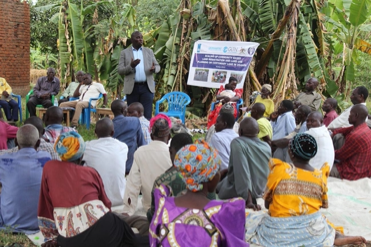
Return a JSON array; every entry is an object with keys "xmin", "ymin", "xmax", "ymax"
[
  {"xmin": 38, "ymin": 132, "xmax": 148, "ymax": 247},
  {"xmin": 245, "ymin": 133, "xmax": 366, "ymax": 246},
  {"xmin": 149, "ymin": 140, "xmax": 248, "ymax": 246}
]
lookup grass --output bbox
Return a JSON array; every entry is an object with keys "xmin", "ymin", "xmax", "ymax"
[{"xmin": 0, "ymin": 230, "xmax": 36, "ymax": 247}]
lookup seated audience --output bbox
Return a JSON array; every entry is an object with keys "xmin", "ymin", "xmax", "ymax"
[
  {"xmin": 127, "ymin": 102, "xmax": 151, "ymax": 145},
  {"xmin": 207, "ymin": 77, "xmax": 242, "ymax": 129},
  {"xmin": 27, "ymin": 68, "xmax": 60, "ymax": 117},
  {"xmin": 111, "ymin": 100, "xmax": 145, "ymax": 174},
  {"xmin": 0, "ymin": 77, "xmax": 19, "ymax": 122},
  {"xmin": 305, "ymin": 112, "xmax": 334, "ymax": 170},
  {"xmin": 147, "ymin": 133, "xmax": 195, "ymax": 222},
  {"xmin": 294, "ymin": 77, "xmax": 321, "ymax": 111},
  {"xmin": 58, "ymin": 71, "xmax": 84, "ymax": 104},
  {"xmin": 272, "ymin": 105, "xmax": 311, "ymax": 162},
  {"xmin": 209, "ymin": 112, "xmax": 238, "ymax": 170},
  {"xmin": 38, "ymin": 132, "xmax": 148, "ymax": 247},
  {"xmin": 122, "ymin": 114, "xmax": 172, "ymax": 215},
  {"xmin": 245, "ymin": 133, "xmax": 366, "ymax": 247},
  {"xmin": 59, "ymin": 73, "xmax": 107, "ymax": 128},
  {"xmin": 0, "ymin": 117, "xmax": 60, "ymax": 160},
  {"xmin": 322, "ymin": 98, "xmax": 338, "ymax": 127},
  {"xmin": 0, "ymin": 125, "xmax": 51, "ymax": 233},
  {"xmin": 251, "ymin": 84, "xmax": 274, "ymax": 118},
  {"xmin": 250, "ymin": 103, "xmax": 272, "ymax": 145},
  {"xmin": 217, "ymin": 117, "xmax": 271, "ymax": 209},
  {"xmin": 271, "ymin": 100, "xmax": 296, "ymax": 140},
  {"xmin": 150, "ymin": 141, "xmax": 248, "ymax": 246},
  {"xmin": 327, "ymin": 86, "xmax": 368, "ymax": 129},
  {"xmin": 43, "ymin": 106, "xmax": 76, "ymax": 144},
  {"xmin": 205, "ymin": 104, "xmax": 234, "ymax": 143},
  {"xmin": 0, "ymin": 110, "xmax": 18, "ymax": 150},
  {"xmin": 83, "ymin": 118, "xmax": 128, "ymax": 206},
  {"xmin": 330, "ymin": 104, "xmax": 371, "ymax": 180}
]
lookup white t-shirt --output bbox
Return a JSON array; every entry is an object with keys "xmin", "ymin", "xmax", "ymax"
[
  {"xmin": 83, "ymin": 137, "xmax": 128, "ymax": 207},
  {"xmin": 79, "ymin": 82, "xmax": 106, "ymax": 107},
  {"xmin": 306, "ymin": 125, "xmax": 334, "ymax": 170}
]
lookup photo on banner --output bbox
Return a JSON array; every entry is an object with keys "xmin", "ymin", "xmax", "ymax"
[{"xmin": 187, "ymin": 40, "xmax": 259, "ymax": 88}]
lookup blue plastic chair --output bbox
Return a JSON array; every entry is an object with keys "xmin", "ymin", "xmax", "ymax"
[
  {"xmin": 0, "ymin": 93, "xmax": 22, "ymax": 123},
  {"xmin": 69, "ymin": 94, "xmax": 103, "ymax": 129},
  {"xmin": 210, "ymin": 98, "xmax": 243, "ymax": 120},
  {"xmin": 155, "ymin": 92, "xmax": 191, "ymax": 123}
]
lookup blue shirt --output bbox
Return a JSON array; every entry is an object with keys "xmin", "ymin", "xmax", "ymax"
[
  {"xmin": 209, "ymin": 128, "xmax": 238, "ymax": 170},
  {"xmin": 271, "ymin": 111, "xmax": 296, "ymax": 140},
  {"xmin": 0, "ymin": 148, "xmax": 51, "ymax": 233},
  {"xmin": 112, "ymin": 115, "xmax": 145, "ymax": 173},
  {"xmin": 132, "ymin": 47, "xmax": 146, "ymax": 82}
]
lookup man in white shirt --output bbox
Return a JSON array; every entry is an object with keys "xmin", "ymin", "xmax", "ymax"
[
  {"xmin": 122, "ymin": 115, "xmax": 172, "ymax": 215},
  {"xmin": 305, "ymin": 111, "xmax": 334, "ymax": 170},
  {"xmin": 59, "ymin": 73, "xmax": 107, "ymax": 128},
  {"xmin": 83, "ymin": 118, "xmax": 128, "ymax": 206},
  {"xmin": 209, "ymin": 112, "xmax": 238, "ymax": 170},
  {"xmin": 327, "ymin": 86, "xmax": 368, "ymax": 129}
]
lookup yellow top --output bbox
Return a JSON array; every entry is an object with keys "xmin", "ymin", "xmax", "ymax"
[
  {"xmin": 254, "ymin": 95, "xmax": 274, "ymax": 118},
  {"xmin": 257, "ymin": 117, "xmax": 273, "ymax": 140},
  {"xmin": 0, "ymin": 77, "xmax": 12, "ymax": 101},
  {"xmin": 264, "ymin": 158, "xmax": 329, "ymax": 218}
]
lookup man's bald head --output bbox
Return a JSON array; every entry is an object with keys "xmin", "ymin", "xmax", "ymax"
[
  {"xmin": 250, "ymin": 103, "xmax": 266, "ymax": 120},
  {"xmin": 127, "ymin": 102, "xmax": 144, "ymax": 118},
  {"xmin": 306, "ymin": 111, "xmax": 323, "ymax": 130},
  {"xmin": 350, "ymin": 104, "xmax": 368, "ymax": 122},
  {"xmin": 24, "ymin": 116, "xmax": 44, "ymax": 137},
  {"xmin": 111, "ymin": 100, "xmax": 127, "ymax": 117},
  {"xmin": 239, "ymin": 117, "xmax": 259, "ymax": 138},
  {"xmin": 95, "ymin": 117, "xmax": 114, "ymax": 138},
  {"xmin": 45, "ymin": 106, "xmax": 63, "ymax": 126},
  {"xmin": 16, "ymin": 124, "xmax": 40, "ymax": 149}
]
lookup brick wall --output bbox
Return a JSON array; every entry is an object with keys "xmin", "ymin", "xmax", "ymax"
[{"xmin": 0, "ymin": 0, "xmax": 30, "ymax": 96}]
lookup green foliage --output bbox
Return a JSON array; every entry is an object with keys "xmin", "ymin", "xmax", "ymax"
[
  {"xmin": 135, "ymin": 0, "xmax": 181, "ymax": 32},
  {"xmin": 30, "ymin": 0, "xmax": 59, "ymax": 53}
]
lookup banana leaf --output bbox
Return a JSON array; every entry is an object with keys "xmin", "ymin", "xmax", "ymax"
[
  {"xmin": 349, "ymin": 0, "xmax": 371, "ymax": 27},
  {"xmin": 67, "ymin": 2, "xmax": 85, "ymax": 71}
]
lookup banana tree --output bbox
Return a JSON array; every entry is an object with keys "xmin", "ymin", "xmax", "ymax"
[{"xmin": 322, "ymin": 0, "xmax": 371, "ymax": 94}]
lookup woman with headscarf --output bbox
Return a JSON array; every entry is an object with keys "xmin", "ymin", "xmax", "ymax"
[
  {"xmin": 252, "ymin": 84, "xmax": 274, "ymax": 118},
  {"xmin": 38, "ymin": 132, "xmax": 148, "ymax": 247},
  {"xmin": 149, "ymin": 140, "xmax": 248, "ymax": 246},
  {"xmin": 207, "ymin": 76, "xmax": 243, "ymax": 129},
  {"xmin": 245, "ymin": 133, "xmax": 366, "ymax": 246}
]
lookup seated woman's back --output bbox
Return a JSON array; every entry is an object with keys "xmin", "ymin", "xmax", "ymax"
[
  {"xmin": 264, "ymin": 158, "xmax": 330, "ymax": 217},
  {"xmin": 150, "ymin": 185, "xmax": 247, "ymax": 247}
]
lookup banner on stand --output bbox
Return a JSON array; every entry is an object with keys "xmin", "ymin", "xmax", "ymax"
[{"xmin": 187, "ymin": 40, "xmax": 259, "ymax": 88}]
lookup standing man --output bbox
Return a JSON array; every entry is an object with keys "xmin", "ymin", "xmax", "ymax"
[
  {"xmin": 118, "ymin": 31, "xmax": 160, "ymax": 120},
  {"xmin": 322, "ymin": 98, "xmax": 338, "ymax": 127},
  {"xmin": 294, "ymin": 77, "xmax": 321, "ymax": 111},
  {"xmin": 0, "ymin": 77, "xmax": 19, "ymax": 123},
  {"xmin": 58, "ymin": 71, "xmax": 84, "ymax": 105},
  {"xmin": 59, "ymin": 73, "xmax": 107, "ymax": 128},
  {"xmin": 27, "ymin": 68, "xmax": 60, "ymax": 117}
]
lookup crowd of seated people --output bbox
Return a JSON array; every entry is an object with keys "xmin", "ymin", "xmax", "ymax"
[{"xmin": 0, "ymin": 73, "xmax": 370, "ymax": 247}]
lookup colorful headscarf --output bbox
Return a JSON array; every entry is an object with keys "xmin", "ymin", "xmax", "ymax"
[
  {"xmin": 289, "ymin": 133, "xmax": 317, "ymax": 161},
  {"xmin": 150, "ymin": 114, "xmax": 172, "ymax": 138},
  {"xmin": 54, "ymin": 131, "xmax": 86, "ymax": 162},
  {"xmin": 262, "ymin": 84, "xmax": 272, "ymax": 93},
  {"xmin": 174, "ymin": 140, "xmax": 221, "ymax": 192}
]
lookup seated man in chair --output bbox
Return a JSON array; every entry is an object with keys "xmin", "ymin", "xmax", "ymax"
[{"xmin": 59, "ymin": 73, "xmax": 107, "ymax": 128}]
